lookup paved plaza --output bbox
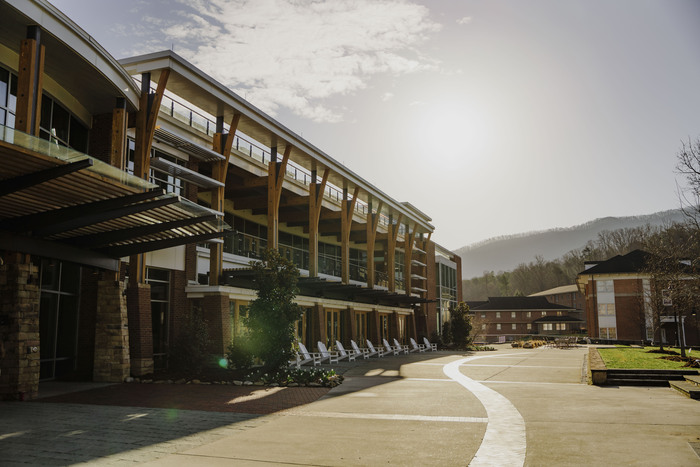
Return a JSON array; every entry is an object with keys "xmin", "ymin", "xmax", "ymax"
[{"xmin": 1, "ymin": 345, "xmax": 700, "ymax": 466}]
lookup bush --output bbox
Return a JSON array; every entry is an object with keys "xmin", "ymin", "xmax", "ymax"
[
  {"xmin": 227, "ymin": 338, "xmax": 254, "ymax": 370},
  {"xmin": 169, "ymin": 309, "xmax": 210, "ymax": 373},
  {"xmin": 450, "ymin": 302, "xmax": 473, "ymax": 349}
]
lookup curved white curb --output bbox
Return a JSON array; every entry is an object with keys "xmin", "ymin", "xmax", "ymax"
[{"xmin": 443, "ymin": 354, "xmax": 527, "ymax": 467}]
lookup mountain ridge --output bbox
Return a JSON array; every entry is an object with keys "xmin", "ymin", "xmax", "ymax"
[{"xmin": 455, "ymin": 209, "xmax": 686, "ymax": 279}]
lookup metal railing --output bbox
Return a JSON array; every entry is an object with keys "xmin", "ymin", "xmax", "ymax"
[{"xmin": 138, "ymin": 80, "xmax": 401, "ymax": 230}]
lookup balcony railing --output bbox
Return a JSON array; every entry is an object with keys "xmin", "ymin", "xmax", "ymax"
[{"xmin": 139, "ymin": 80, "xmax": 401, "ymax": 230}]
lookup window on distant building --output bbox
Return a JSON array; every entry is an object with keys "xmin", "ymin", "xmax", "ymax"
[
  {"xmin": 496, "ymin": 312, "xmax": 501, "ymax": 318},
  {"xmin": 511, "ymin": 323, "xmax": 516, "ymax": 330},
  {"xmin": 496, "ymin": 323, "xmax": 501, "ymax": 330},
  {"xmin": 543, "ymin": 323, "xmax": 553, "ymax": 331},
  {"xmin": 526, "ymin": 323, "xmax": 532, "ymax": 330},
  {"xmin": 556, "ymin": 323, "xmax": 566, "ymax": 331},
  {"xmin": 481, "ymin": 324, "xmax": 486, "ymax": 330},
  {"xmin": 557, "ymin": 311, "xmax": 563, "ymax": 316},
  {"xmin": 526, "ymin": 311, "xmax": 531, "ymax": 318},
  {"xmin": 511, "ymin": 311, "xmax": 516, "ymax": 318},
  {"xmin": 597, "ymin": 280, "xmax": 614, "ymax": 293},
  {"xmin": 541, "ymin": 311, "xmax": 547, "ymax": 317},
  {"xmin": 599, "ymin": 327, "xmax": 617, "ymax": 339},
  {"xmin": 481, "ymin": 313, "xmax": 486, "ymax": 318}
]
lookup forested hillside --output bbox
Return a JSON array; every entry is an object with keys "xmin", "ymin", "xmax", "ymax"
[{"xmin": 456, "ymin": 209, "xmax": 685, "ymax": 280}]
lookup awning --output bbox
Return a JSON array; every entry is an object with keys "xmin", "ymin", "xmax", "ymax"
[{"xmin": 0, "ymin": 126, "xmax": 229, "ymax": 270}]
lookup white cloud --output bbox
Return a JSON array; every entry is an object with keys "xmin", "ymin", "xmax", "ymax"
[
  {"xmin": 149, "ymin": 0, "xmax": 440, "ymax": 122},
  {"xmin": 382, "ymin": 92, "xmax": 394, "ymax": 102},
  {"xmin": 456, "ymin": 16, "xmax": 472, "ymax": 25}
]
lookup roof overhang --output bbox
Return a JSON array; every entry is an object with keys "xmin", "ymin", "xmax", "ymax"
[
  {"xmin": 119, "ymin": 50, "xmax": 434, "ymax": 234},
  {"xmin": 0, "ymin": 126, "xmax": 228, "ymax": 270},
  {"xmin": 1, "ymin": 0, "xmax": 140, "ymax": 116}
]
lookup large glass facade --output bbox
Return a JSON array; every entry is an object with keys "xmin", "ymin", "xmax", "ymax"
[
  {"xmin": 146, "ymin": 267, "xmax": 170, "ymax": 369},
  {"xmin": 39, "ymin": 95, "xmax": 89, "ymax": 152},
  {"xmin": 436, "ymin": 262, "xmax": 458, "ymax": 331},
  {"xmin": 39, "ymin": 260, "xmax": 81, "ymax": 380}
]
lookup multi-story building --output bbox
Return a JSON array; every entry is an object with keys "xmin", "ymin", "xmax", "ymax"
[
  {"xmin": 470, "ymin": 297, "xmax": 583, "ymax": 343},
  {"xmin": 576, "ymin": 249, "xmax": 700, "ymax": 345},
  {"xmin": 0, "ymin": 0, "xmax": 461, "ymax": 400},
  {"xmin": 529, "ymin": 284, "xmax": 586, "ymax": 333}
]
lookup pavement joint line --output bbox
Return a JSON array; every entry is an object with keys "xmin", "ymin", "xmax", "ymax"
[
  {"xmin": 444, "ymin": 353, "xmax": 527, "ymax": 467},
  {"xmin": 462, "ymin": 364, "xmax": 581, "ymax": 369},
  {"xmin": 169, "ymin": 452, "xmax": 332, "ymax": 466},
  {"xmin": 477, "ymin": 380, "xmax": 582, "ymax": 385},
  {"xmin": 404, "ymin": 377, "xmax": 457, "ymax": 382},
  {"xmin": 280, "ymin": 411, "xmax": 488, "ymax": 423}
]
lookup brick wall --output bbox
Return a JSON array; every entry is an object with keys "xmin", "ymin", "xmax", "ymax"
[
  {"xmin": 126, "ymin": 283, "xmax": 153, "ymax": 376},
  {"xmin": 0, "ymin": 255, "xmax": 40, "ymax": 400},
  {"xmin": 93, "ymin": 279, "xmax": 130, "ymax": 382}
]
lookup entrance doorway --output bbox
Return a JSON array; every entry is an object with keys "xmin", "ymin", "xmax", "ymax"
[{"xmin": 39, "ymin": 260, "xmax": 81, "ymax": 380}]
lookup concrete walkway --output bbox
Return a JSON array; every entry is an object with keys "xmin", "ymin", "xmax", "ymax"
[{"xmin": 1, "ymin": 345, "xmax": 700, "ymax": 465}]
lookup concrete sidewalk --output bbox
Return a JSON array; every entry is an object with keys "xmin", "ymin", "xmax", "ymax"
[{"xmin": 1, "ymin": 346, "xmax": 699, "ymax": 466}]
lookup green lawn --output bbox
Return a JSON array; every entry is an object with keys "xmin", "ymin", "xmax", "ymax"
[{"xmin": 597, "ymin": 346, "xmax": 696, "ymax": 370}]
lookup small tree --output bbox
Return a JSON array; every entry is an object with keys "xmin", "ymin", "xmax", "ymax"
[
  {"xmin": 450, "ymin": 302, "xmax": 473, "ymax": 349},
  {"xmin": 244, "ymin": 249, "xmax": 303, "ymax": 371}
]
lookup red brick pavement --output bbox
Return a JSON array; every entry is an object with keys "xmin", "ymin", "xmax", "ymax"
[{"xmin": 35, "ymin": 383, "xmax": 330, "ymax": 414}]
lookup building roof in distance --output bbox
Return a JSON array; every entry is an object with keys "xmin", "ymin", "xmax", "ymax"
[
  {"xmin": 470, "ymin": 296, "xmax": 576, "ymax": 311},
  {"xmin": 529, "ymin": 284, "xmax": 579, "ymax": 296}
]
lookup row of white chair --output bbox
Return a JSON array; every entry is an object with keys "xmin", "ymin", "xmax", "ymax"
[{"xmin": 290, "ymin": 337, "xmax": 438, "ymax": 368}]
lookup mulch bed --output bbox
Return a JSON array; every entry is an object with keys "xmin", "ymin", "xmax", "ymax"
[{"xmin": 35, "ymin": 383, "xmax": 330, "ymax": 414}]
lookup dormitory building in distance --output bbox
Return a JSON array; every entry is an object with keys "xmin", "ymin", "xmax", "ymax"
[{"xmin": 0, "ymin": 0, "xmax": 462, "ymax": 400}]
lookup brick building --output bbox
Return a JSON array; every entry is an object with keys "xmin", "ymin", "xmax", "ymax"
[
  {"xmin": 576, "ymin": 249, "xmax": 700, "ymax": 346},
  {"xmin": 529, "ymin": 284, "xmax": 586, "ymax": 333},
  {"xmin": 0, "ymin": 0, "xmax": 461, "ymax": 400},
  {"xmin": 470, "ymin": 297, "xmax": 583, "ymax": 343}
]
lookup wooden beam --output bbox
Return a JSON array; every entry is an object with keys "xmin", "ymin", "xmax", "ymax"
[
  {"xmin": 366, "ymin": 201, "xmax": 384, "ymax": 289},
  {"xmin": 110, "ymin": 98, "xmax": 127, "ymax": 170},
  {"xmin": 387, "ymin": 213, "xmax": 403, "ymax": 292},
  {"xmin": 267, "ymin": 145, "xmax": 292, "ymax": 249},
  {"xmin": 130, "ymin": 69, "xmax": 170, "ymax": 285},
  {"xmin": 209, "ymin": 113, "xmax": 241, "ymax": 285},
  {"xmin": 404, "ymin": 225, "xmax": 417, "ymax": 296},
  {"xmin": 341, "ymin": 186, "xmax": 360, "ymax": 283},
  {"xmin": 309, "ymin": 168, "xmax": 329, "ymax": 277},
  {"xmin": 15, "ymin": 30, "xmax": 44, "ymax": 136}
]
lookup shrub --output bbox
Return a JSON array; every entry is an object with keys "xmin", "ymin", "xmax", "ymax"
[
  {"xmin": 227, "ymin": 338, "xmax": 254, "ymax": 370},
  {"xmin": 169, "ymin": 309, "xmax": 210, "ymax": 373}
]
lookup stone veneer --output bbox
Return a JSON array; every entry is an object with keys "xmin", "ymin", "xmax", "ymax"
[
  {"xmin": 0, "ymin": 255, "xmax": 40, "ymax": 400},
  {"xmin": 93, "ymin": 279, "xmax": 130, "ymax": 382}
]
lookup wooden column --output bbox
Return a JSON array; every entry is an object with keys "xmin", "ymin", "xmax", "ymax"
[
  {"xmin": 209, "ymin": 114, "xmax": 241, "ymax": 285},
  {"xmin": 15, "ymin": 26, "xmax": 44, "ymax": 136},
  {"xmin": 308, "ymin": 168, "xmax": 329, "ymax": 277},
  {"xmin": 341, "ymin": 186, "xmax": 359, "ymax": 284},
  {"xmin": 267, "ymin": 145, "xmax": 291, "ymax": 250},
  {"xmin": 404, "ymin": 225, "xmax": 417, "ymax": 296},
  {"xmin": 110, "ymin": 98, "xmax": 127, "ymax": 170},
  {"xmin": 365, "ymin": 199, "xmax": 383, "ymax": 289},
  {"xmin": 129, "ymin": 70, "xmax": 170, "ymax": 285},
  {"xmin": 387, "ymin": 213, "xmax": 403, "ymax": 292}
]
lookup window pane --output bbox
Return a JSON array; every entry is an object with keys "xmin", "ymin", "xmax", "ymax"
[
  {"xmin": 40, "ymin": 95, "xmax": 52, "ymax": 132},
  {"xmin": 69, "ymin": 115, "xmax": 89, "ymax": 152},
  {"xmin": 0, "ymin": 68, "xmax": 8, "ymax": 107},
  {"xmin": 51, "ymin": 101, "xmax": 70, "ymax": 143},
  {"xmin": 8, "ymin": 74, "xmax": 17, "ymax": 111}
]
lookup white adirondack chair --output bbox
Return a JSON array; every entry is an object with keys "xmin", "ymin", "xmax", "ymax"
[
  {"xmin": 393, "ymin": 338, "xmax": 409, "ymax": 354},
  {"xmin": 423, "ymin": 337, "xmax": 438, "ymax": 351},
  {"xmin": 335, "ymin": 340, "xmax": 356, "ymax": 362},
  {"xmin": 409, "ymin": 337, "xmax": 426, "ymax": 352},
  {"xmin": 366, "ymin": 339, "xmax": 387, "ymax": 357},
  {"xmin": 350, "ymin": 340, "xmax": 370, "ymax": 359},
  {"xmin": 382, "ymin": 338, "xmax": 399, "ymax": 355},
  {"xmin": 290, "ymin": 342, "xmax": 322, "ymax": 367},
  {"xmin": 317, "ymin": 341, "xmax": 340, "ymax": 364}
]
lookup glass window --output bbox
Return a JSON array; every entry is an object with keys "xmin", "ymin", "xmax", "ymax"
[
  {"xmin": 496, "ymin": 312, "xmax": 501, "ymax": 318},
  {"xmin": 526, "ymin": 323, "xmax": 532, "ymax": 330},
  {"xmin": 0, "ymin": 68, "xmax": 7, "ymax": 107},
  {"xmin": 496, "ymin": 323, "xmax": 501, "ymax": 330},
  {"xmin": 511, "ymin": 323, "xmax": 516, "ymax": 330},
  {"xmin": 511, "ymin": 311, "xmax": 516, "ymax": 318}
]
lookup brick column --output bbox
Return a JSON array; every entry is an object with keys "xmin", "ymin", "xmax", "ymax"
[
  {"xmin": 0, "ymin": 254, "xmax": 40, "ymax": 400},
  {"xmin": 93, "ymin": 278, "xmax": 130, "ymax": 382},
  {"xmin": 126, "ymin": 283, "xmax": 153, "ymax": 376},
  {"xmin": 202, "ymin": 293, "xmax": 231, "ymax": 355}
]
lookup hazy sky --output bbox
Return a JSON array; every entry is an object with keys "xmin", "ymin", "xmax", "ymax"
[{"xmin": 51, "ymin": 0, "xmax": 700, "ymax": 250}]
